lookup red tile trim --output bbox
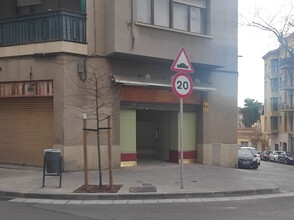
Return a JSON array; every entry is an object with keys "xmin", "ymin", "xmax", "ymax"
[
  {"xmin": 169, "ymin": 150, "xmax": 197, "ymax": 163},
  {"xmin": 121, "ymin": 153, "xmax": 137, "ymax": 161}
]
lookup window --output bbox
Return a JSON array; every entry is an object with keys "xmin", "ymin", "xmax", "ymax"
[
  {"xmin": 137, "ymin": 0, "xmax": 207, "ymax": 34},
  {"xmin": 240, "ymin": 141, "xmax": 248, "ymax": 147},
  {"xmin": 275, "ymin": 144, "xmax": 279, "ymax": 150},
  {"xmin": 137, "ymin": 0, "xmax": 151, "ymax": 23},
  {"xmin": 190, "ymin": 7, "xmax": 203, "ymax": 33},
  {"xmin": 270, "ymin": 116, "xmax": 278, "ymax": 130},
  {"xmin": 17, "ymin": 0, "xmax": 42, "ymax": 7},
  {"xmin": 173, "ymin": 3, "xmax": 188, "ymax": 31},
  {"xmin": 17, "ymin": 0, "xmax": 42, "ymax": 15},
  {"xmin": 270, "ymin": 97, "xmax": 278, "ymax": 111},
  {"xmin": 154, "ymin": 0, "xmax": 170, "ymax": 27},
  {"xmin": 270, "ymin": 78, "xmax": 278, "ymax": 93},
  {"xmin": 283, "ymin": 143, "xmax": 287, "ymax": 151},
  {"xmin": 271, "ymin": 59, "xmax": 279, "ymax": 73},
  {"xmin": 290, "ymin": 115, "xmax": 293, "ymax": 131}
]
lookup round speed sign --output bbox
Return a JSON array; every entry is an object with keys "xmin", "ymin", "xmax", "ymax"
[{"xmin": 172, "ymin": 72, "xmax": 193, "ymax": 99}]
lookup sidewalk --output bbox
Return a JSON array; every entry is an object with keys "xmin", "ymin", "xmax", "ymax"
[{"xmin": 0, "ymin": 161, "xmax": 280, "ymax": 200}]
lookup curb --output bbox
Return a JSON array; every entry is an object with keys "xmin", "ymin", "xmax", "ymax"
[{"xmin": 0, "ymin": 188, "xmax": 280, "ymax": 201}]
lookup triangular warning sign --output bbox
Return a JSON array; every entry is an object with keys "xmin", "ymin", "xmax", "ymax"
[{"xmin": 171, "ymin": 48, "xmax": 194, "ymax": 73}]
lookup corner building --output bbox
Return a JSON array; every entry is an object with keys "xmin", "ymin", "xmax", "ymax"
[{"xmin": 0, "ymin": 0, "xmax": 238, "ymax": 170}]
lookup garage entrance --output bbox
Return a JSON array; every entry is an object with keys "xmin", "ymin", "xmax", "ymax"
[{"xmin": 0, "ymin": 97, "xmax": 54, "ymax": 166}]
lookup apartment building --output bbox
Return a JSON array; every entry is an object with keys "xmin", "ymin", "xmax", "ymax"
[
  {"xmin": 0, "ymin": 0, "xmax": 238, "ymax": 171},
  {"xmin": 263, "ymin": 33, "xmax": 294, "ymax": 152}
]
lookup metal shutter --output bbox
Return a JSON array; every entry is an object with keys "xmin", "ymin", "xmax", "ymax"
[{"xmin": 0, "ymin": 97, "xmax": 53, "ymax": 166}]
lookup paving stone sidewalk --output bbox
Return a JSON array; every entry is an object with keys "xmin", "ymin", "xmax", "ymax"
[{"xmin": 0, "ymin": 161, "xmax": 281, "ymax": 200}]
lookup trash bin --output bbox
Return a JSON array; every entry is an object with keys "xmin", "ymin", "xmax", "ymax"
[
  {"xmin": 44, "ymin": 149, "xmax": 61, "ymax": 173},
  {"xmin": 43, "ymin": 149, "xmax": 62, "ymax": 187}
]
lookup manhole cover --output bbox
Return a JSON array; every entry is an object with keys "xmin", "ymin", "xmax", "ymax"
[{"xmin": 129, "ymin": 187, "xmax": 157, "ymax": 193}]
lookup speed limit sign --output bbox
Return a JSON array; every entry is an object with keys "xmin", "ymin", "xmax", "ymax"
[{"xmin": 172, "ymin": 72, "xmax": 193, "ymax": 98}]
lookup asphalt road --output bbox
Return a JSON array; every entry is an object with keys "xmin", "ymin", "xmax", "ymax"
[{"xmin": 244, "ymin": 160, "xmax": 294, "ymax": 192}]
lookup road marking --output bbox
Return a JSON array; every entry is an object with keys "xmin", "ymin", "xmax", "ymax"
[{"xmin": 9, "ymin": 192, "xmax": 294, "ymax": 205}]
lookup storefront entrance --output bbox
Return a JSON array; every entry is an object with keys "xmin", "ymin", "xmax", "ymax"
[
  {"xmin": 120, "ymin": 108, "xmax": 197, "ymax": 166},
  {"xmin": 136, "ymin": 110, "xmax": 177, "ymax": 161}
]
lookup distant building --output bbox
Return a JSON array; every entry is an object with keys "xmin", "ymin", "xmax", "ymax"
[
  {"xmin": 237, "ymin": 108, "xmax": 269, "ymax": 150},
  {"xmin": 263, "ymin": 33, "xmax": 294, "ymax": 152}
]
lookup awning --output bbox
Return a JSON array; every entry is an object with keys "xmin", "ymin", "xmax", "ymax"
[{"xmin": 110, "ymin": 74, "xmax": 217, "ymax": 91}]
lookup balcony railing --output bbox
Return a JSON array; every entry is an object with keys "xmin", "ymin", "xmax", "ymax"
[
  {"xmin": 280, "ymin": 80, "xmax": 294, "ymax": 90},
  {"xmin": 279, "ymin": 102, "xmax": 294, "ymax": 111},
  {"xmin": 0, "ymin": 9, "xmax": 86, "ymax": 47},
  {"xmin": 279, "ymin": 57, "xmax": 293, "ymax": 69}
]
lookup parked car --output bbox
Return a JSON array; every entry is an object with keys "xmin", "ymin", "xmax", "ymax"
[
  {"xmin": 269, "ymin": 151, "xmax": 284, "ymax": 162},
  {"xmin": 260, "ymin": 151, "xmax": 271, "ymax": 161},
  {"xmin": 238, "ymin": 149, "xmax": 259, "ymax": 169},
  {"xmin": 240, "ymin": 147, "xmax": 261, "ymax": 165},
  {"xmin": 278, "ymin": 152, "xmax": 294, "ymax": 165}
]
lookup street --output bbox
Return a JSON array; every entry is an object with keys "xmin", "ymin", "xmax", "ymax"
[{"xmin": 237, "ymin": 159, "xmax": 294, "ymax": 193}]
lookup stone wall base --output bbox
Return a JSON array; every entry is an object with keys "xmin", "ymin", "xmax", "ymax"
[
  {"xmin": 62, "ymin": 145, "xmax": 120, "ymax": 171},
  {"xmin": 197, "ymin": 143, "xmax": 238, "ymax": 168}
]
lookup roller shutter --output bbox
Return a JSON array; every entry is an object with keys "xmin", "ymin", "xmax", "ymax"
[{"xmin": 0, "ymin": 97, "xmax": 53, "ymax": 166}]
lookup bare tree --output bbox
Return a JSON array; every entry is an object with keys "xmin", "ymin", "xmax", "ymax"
[
  {"xmin": 83, "ymin": 62, "xmax": 122, "ymax": 188},
  {"xmin": 243, "ymin": 2, "xmax": 294, "ymax": 58},
  {"xmin": 250, "ymin": 121, "xmax": 262, "ymax": 148},
  {"xmin": 66, "ymin": 58, "xmax": 121, "ymax": 189}
]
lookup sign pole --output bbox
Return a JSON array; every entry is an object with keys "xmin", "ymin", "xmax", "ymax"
[
  {"xmin": 180, "ymin": 98, "xmax": 184, "ymax": 189},
  {"xmin": 171, "ymin": 48, "xmax": 194, "ymax": 190}
]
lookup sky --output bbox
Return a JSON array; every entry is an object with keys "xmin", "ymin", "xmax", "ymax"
[{"xmin": 238, "ymin": 0, "xmax": 294, "ymax": 107}]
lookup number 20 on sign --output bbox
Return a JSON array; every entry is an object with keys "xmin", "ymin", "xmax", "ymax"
[{"xmin": 172, "ymin": 72, "xmax": 193, "ymax": 99}]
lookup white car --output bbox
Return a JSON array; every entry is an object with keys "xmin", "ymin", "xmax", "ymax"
[
  {"xmin": 240, "ymin": 147, "xmax": 261, "ymax": 165},
  {"xmin": 269, "ymin": 151, "xmax": 284, "ymax": 162}
]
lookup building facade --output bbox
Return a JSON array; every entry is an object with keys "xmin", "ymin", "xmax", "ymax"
[
  {"xmin": 0, "ymin": 0, "xmax": 238, "ymax": 171},
  {"xmin": 263, "ymin": 34, "xmax": 294, "ymax": 152},
  {"xmin": 237, "ymin": 108, "xmax": 269, "ymax": 150}
]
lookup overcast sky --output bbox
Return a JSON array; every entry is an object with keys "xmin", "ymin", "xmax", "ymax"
[{"xmin": 238, "ymin": 0, "xmax": 293, "ymax": 107}]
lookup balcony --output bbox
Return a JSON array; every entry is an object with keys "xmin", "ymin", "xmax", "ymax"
[
  {"xmin": 270, "ymin": 129, "xmax": 279, "ymax": 134},
  {"xmin": 279, "ymin": 57, "xmax": 293, "ymax": 70},
  {"xmin": 280, "ymin": 80, "xmax": 294, "ymax": 91},
  {"xmin": 279, "ymin": 102, "xmax": 294, "ymax": 112},
  {"xmin": 0, "ymin": 9, "xmax": 86, "ymax": 47}
]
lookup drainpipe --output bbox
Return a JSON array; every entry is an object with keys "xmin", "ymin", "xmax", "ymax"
[{"xmin": 81, "ymin": 0, "xmax": 86, "ymax": 13}]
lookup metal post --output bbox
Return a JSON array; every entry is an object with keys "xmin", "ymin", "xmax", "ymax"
[
  {"xmin": 107, "ymin": 116, "xmax": 113, "ymax": 190},
  {"xmin": 42, "ymin": 156, "xmax": 46, "ymax": 187},
  {"xmin": 59, "ymin": 156, "xmax": 62, "ymax": 188},
  {"xmin": 180, "ymin": 98, "xmax": 184, "ymax": 189},
  {"xmin": 83, "ymin": 113, "xmax": 89, "ymax": 189}
]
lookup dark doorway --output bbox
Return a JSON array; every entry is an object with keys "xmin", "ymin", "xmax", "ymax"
[{"xmin": 136, "ymin": 110, "xmax": 175, "ymax": 162}]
